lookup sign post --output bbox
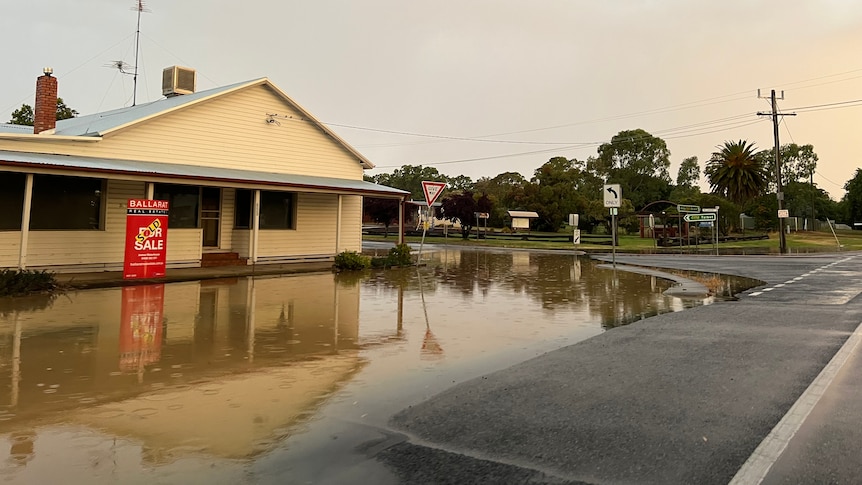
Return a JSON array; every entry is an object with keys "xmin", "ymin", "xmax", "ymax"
[
  {"xmin": 123, "ymin": 199, "xmax": 170, "ymax": 279},
  {"xmin": 418, "ymin": 181, "xmax": 446, "ymax": 262},
  {"xmin": 701, "ymin": 206, "xmax": 720, "ymax": 255},
  {"xmin": 604, "ymin": 184, "xmax": 621, "ymax": 267}
]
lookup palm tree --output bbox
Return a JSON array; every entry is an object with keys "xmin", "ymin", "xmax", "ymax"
[{"xmin": 705, "ymin": 140, "xmax": 768, "ymax": 206}]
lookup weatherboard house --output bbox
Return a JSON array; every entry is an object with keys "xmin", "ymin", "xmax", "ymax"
[{"xmin": 0, "ymin": 67, "xmax": 407, "ymax": 272}]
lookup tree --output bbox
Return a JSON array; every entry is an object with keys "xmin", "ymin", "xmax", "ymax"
[
  {"xmin": 440, "ymin": 191, "xmax": 492, "ymax": 239},
  {"xmin": 363, "ymin": 198, "xmax": 400, "ymax": 237},
  {"xmin": 9, "ymin": 105, "xmax": 33, "ymax": 125},
  {"xmin": 518, "ymin": 157, "xmax": 601, "ymax": 232},
  {"xmin": 366, "ymin": 165, "xmax": 449, "ymax": 200},
  {"xmin": 446, "ymin": 174, "xmax": 474, "ymax": 192},
  {"xmin": 474, "ymin": 172, "xmax": 527, "ymax": 227},
  {"xmin": 705, "ymin": 140, "xmax": 768, "ymax": 207},
  {"xmin": 842, "ymin": 168, "xmax": 862, "ymax": 225},
  {"xmin": 762, "ymin": 143, "xmax": 819, "ymax": 191},
  {"xmin": 676, "ymin": 156, "xmax": 700, "ymax": 187},
  {"xmin": 8, "ymin": 98, "xmax": 79, "ymax": 126},
  {"xmin": 783, "ymin": 181, "xmax": 839, "ymax": 226},
  {"xmin": 592, "ymin": 129, "xmax": 672, "ymax": 209}
]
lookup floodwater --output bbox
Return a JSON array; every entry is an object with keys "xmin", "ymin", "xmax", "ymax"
[{"xmin": 0, "ymin": 249, "xmax": 754, "ymax": 484}]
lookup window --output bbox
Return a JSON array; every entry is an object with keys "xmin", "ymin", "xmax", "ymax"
[
  {"xmin": 154, "ymin": 184, "xmax": 200, "ymax": 228},
  {"xmin": 30, "ymin": 174, "xmax": 104, "ymax": 230},
  {"xmin": 0, "ymin": 172, "xmax": 25, "ymax": 230},
  {"xmin": 259, "ymin": 191, "xmax": 296, "ymax": 229},
  {"xmin": 234, "ymin": 189, "xmax": 252, "ymax": 229}
]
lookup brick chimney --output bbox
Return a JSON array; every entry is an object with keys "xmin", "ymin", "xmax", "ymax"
[{"xmin": 34, "ymin": 68, "xmax": 58, "ymax": 134}]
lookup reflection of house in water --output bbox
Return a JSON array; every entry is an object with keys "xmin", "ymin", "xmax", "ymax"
[{"xmin": 0, "ymin": 273, "xmax": 373, "ymax": 459}]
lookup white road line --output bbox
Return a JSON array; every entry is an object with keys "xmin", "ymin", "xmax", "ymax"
[
  {"xmin": 729, "ymin": 320, "xmax": 862, "ymax": 485},
  {"xmin": 774, "ymin": 284, "xmax": 785, "ymax": 288},
  {"xmin": 763, "ymin": 288, "xmax": 774, "ymax": 292},
  {"xmin": 749, "ymin": 292, "xmax": 763, "ymax": 297}
]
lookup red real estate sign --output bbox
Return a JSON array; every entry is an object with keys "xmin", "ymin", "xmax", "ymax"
[{"xmin": 123, "ymin": 199, "xmax": 170, "ymax": 279}]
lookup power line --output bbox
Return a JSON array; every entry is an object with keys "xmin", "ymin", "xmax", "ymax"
[
  {"xmin": 373, "ymin": 118, "xmax": 767, "ymax": 170},
  {"xmin": 787, "ymin": 98, "xmax": 862, "ymax": 112}
]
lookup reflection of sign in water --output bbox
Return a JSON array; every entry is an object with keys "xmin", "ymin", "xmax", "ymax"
[
  {"xmin": 123, "ymin": 199, "xmax": 170, "ymax": 279},
  {"xmin": 119, "ymin": 284, "xmax": 165, "ymax": 371}
]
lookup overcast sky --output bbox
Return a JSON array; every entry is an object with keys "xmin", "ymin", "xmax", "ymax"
[{"xmin": 3, "ymin": 1, "xmax": 860, "ymax": 200}]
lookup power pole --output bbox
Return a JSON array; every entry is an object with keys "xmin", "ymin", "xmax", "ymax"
[{"xmin": 757, "ymin": 89, "xmax": 796, "ymax": 254}]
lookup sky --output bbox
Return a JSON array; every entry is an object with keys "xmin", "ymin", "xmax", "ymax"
[{"xmin": 3, "ymin": 1, "xmax": 861, "ymax": 200}]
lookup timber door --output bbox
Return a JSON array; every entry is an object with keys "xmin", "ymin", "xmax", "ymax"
[{"xmin": 201, "ymin": 187, "xmax": 221, "ymax": 248}]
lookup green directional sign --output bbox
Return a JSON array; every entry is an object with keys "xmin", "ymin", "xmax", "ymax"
[
  {"xmin": 677, "ymin": 204, "xmax": 700, "ymax": 213},
  {"xmin": 684, "ymin": 213, "xmax": 716, "ymax": 222}
]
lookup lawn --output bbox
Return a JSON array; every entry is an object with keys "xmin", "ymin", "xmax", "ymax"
[{"xmin": 364, "ymin": 229, "xmax": 862, "ymax": 253}]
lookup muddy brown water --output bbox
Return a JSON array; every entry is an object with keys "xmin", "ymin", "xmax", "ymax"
[{"xmin": 0, "ymin": 249, "xmax": 757, "ymax": 483}]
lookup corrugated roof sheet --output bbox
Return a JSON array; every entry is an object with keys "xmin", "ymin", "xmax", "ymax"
[
  {"xmin": 0, "ymin": 150, "xmax": 407, "ymax": 198},
  {"xmin": 0, "ymin": 123, "xmax": 34, "ymax": 134}
]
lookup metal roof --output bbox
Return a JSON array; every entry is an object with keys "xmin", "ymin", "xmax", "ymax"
[
  {"xmin": 0, "ymin": 150, "xmax": 407, "ymax": 198},
  {"xmin": 12, "ymin": 77, "xmax": 375, "ymax": 169},
  {"xmin": 508, "ymin": 211, "xmax": 539, "ymax": 218},
  {"xmin": 0, "ymin": 123, "xmax": 33, "ymax": 134},
  {"xmin": 53, "ymin": 79, "xmax": 255, "ymax": 136}
]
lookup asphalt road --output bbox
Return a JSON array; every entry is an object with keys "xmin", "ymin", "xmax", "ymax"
[{"xmin": 375, "ymin": 252, "xmax": 862, "ymax": 484}]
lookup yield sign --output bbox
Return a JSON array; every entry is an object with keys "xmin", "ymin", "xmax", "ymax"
[{"xmin": 421, "ymin": 181, "xmax": 446, "ymax": 206}]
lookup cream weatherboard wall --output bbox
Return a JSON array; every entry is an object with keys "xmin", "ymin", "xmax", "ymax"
[
  {"xmin": 0, "ymin": 84, "xmax": 366, "ymax": 180},
  {"xmin": 255, "ymin": 193, "xmax": 362, "ymax": 260},
  {"xmin": 0, "ymin": 233, "xmax": 20, "ymax": 268}
]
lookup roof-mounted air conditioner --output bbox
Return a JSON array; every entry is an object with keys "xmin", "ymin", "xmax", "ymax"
[{"xmin": 162, "ymin": 66, "xmax": 196, "ymax": 97}]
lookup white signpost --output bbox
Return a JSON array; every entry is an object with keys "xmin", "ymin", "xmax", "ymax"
[
  {"xmin": 603, "ymin": 184, "xmax": 621, "ymax": 266},
  {"xmin": 418, "ymin": 181, "xmax": 446, "ymax": 262},
  {"xmin": 573, "ymin": 229, "xmax": 581, "ymax": 245}
]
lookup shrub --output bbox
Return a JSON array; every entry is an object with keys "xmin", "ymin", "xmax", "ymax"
[
  {"xmin": 0, "ymin": 269, "xmax": 59, "ymax": 297},
  {"xmin": 387, "ymin": 243, "xmax": 413, "ymax": 267},
  {"xmin": 370, "ymin": 243, "xmax": 414, "ymax": 268},
  {"xmin": 334, "ymin": 251, "xmax": 371, "ymax": 271}
]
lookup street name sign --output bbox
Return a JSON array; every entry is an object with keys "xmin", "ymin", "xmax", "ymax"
[
  {"xmin": 684, "ymin": 213, "xmax": 716, "ymax": 223},
  {"xmin": 677, "ymin": 204, "xmax": 700, "ymax": 213},
  {"xmin": 603, "ymin": 184, "xmax": 621, "ymax": 208}
]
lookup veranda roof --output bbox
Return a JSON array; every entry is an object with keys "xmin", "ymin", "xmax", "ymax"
[{"xmin": 0, "ymin": 150, "xmax": 407, "ymax": 198}]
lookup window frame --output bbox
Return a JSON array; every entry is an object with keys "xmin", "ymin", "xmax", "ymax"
[
  {"xmin": 0, "ymin": 172, "xmax": 26, "ymax": 231},
  {"xmin": 153, "ymin": 183, "xmax": 201, "ymax": 229},
  {"xmin": 258, "ymin": 190, "xmax": 297, "ymax": 230},
  {"xmin": 29, "ymin": 174, "xmax": 106, "ymax": 231}
]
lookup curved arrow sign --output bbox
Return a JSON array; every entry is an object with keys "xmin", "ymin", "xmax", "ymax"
[{"xmin": 603, "ymin": 184, "xmax": 621, "ymax": 208}]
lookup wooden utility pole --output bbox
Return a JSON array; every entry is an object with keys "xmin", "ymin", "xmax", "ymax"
[{"xmin": 757, "ymin": 90, "xmax": 796, "ymax": 254}]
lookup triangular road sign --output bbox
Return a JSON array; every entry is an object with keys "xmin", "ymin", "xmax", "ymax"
[{"xmin": 421, "ymin": 181, "xmax": 446, "ymax": 206}]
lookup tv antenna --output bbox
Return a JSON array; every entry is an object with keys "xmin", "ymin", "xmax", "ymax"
[
  {"xmin": 105, "ymin": 60, "xmax": 134, "ymax": 75},
  {"xmin": 131, "ymin": 1, "xmax": 151, "ymax": 106}
]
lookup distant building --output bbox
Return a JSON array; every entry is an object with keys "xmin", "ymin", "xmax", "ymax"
[
  {"xmin": 0, "ymin": 68, "xmax": 406, "ymax": 272},
  {"xmin": 507, "ymin": 211, "xmax": 538, "ymax": 231}
]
